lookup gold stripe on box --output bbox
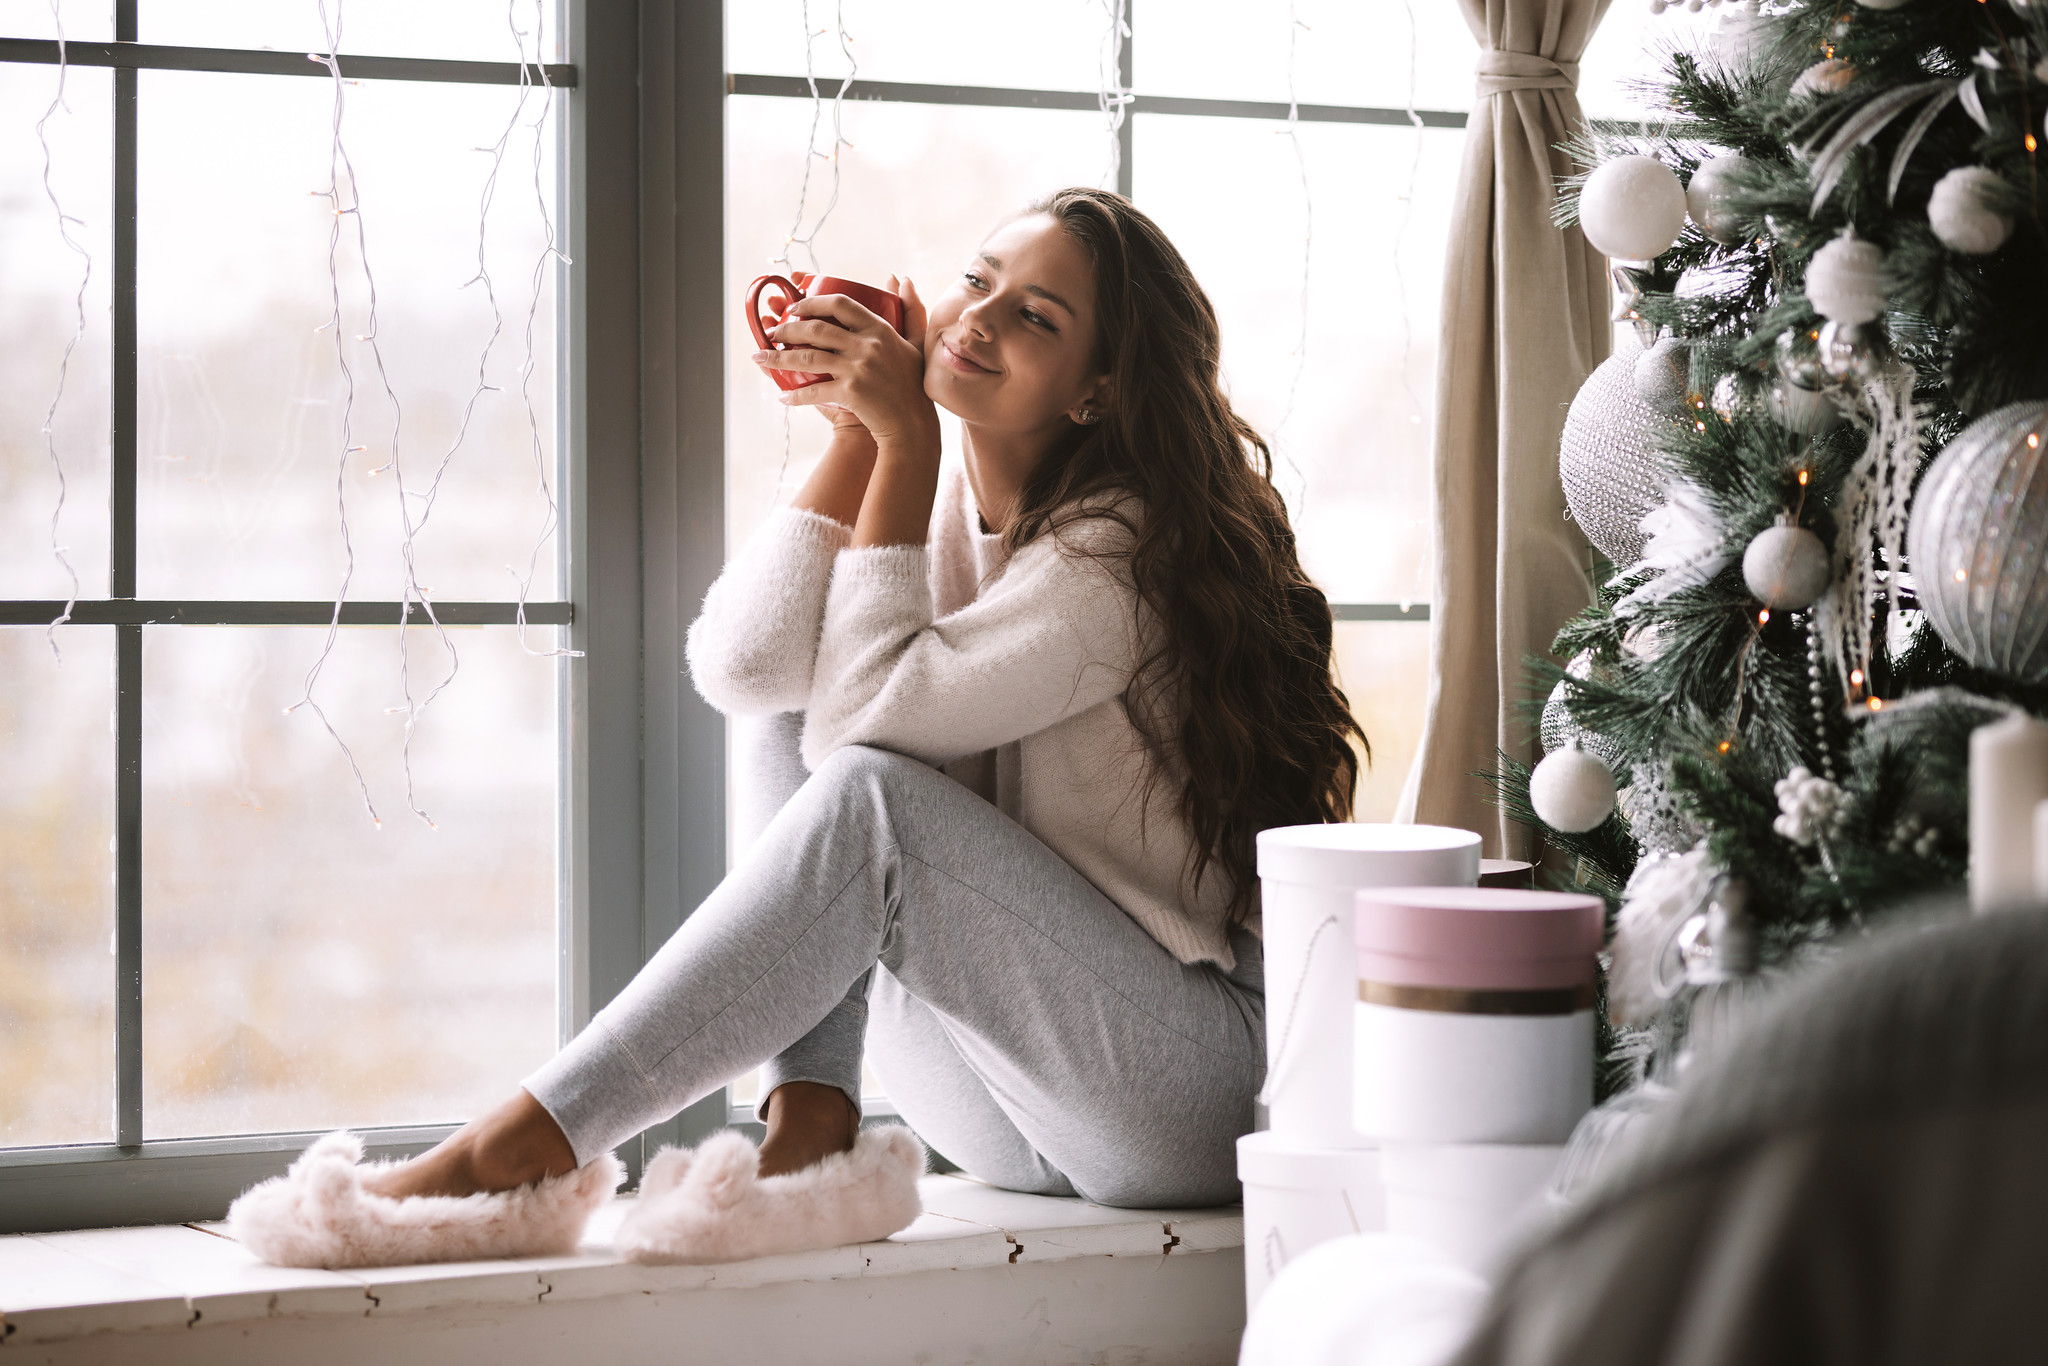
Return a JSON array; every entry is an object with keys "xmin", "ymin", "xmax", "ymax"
[{"xmin": 1359, "ymin": 981, "xmax": 1595, "ymax": 1016}]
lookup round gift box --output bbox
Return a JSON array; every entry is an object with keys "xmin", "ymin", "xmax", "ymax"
[
  {"xmin": 1256, "ymin": 825, "xmax": 1482, "ymax": 1149},
  {"xmin": 1353, "ymin": 888, "xmax": 1603, "ymax": 1145},
  {"xmin": 1236, "ymin": 1131, "xmax": 1388, "ymax": 1312},
  {"xmin": 1380, "ymin": 1142, "xmax": 1566, "ymax": 1272}
]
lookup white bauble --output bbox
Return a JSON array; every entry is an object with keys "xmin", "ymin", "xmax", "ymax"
[
  {"xmin": 1854, "ymin": 0, "xmax": 1910, "ymax": 8},
  {"xmin": 1765, "ymin": 381, "xmax": 1844, "ymax": 435},
  {"xmin": 1634, "ymin": 335, "xmax": 1690, "ymax": 410},
  {"xmin": 1711, "ymin": 5, "xmax": 1771, "ymax": 69},
  {"xmin": 1561, "ymin": 345, "xmax": 1673, "ymax": 564},
  {"xmin": 1928, "ymin": 166, "xmax": 2014, "ymax": 255},
  {"xmin": 1530, "ymin": 741, "xmax": 1619, "ymax": 833},
  {"xmin": 1791, "ymin": 58, "xmax": 1856, "ymax": 99},
  {"xmin": 1804, "ymin": 232, "xmax": 1888, "ymax": 324},
  {"xmin": 1579, "ymin": 155, "xmax": 1688, "ymax": 261},
  {"xmin": 1741, "ymin": 517, "xmax": 1831, "ymax": 609},
  {"xmin": 1686, "ymin": 153, "xmax": 1751, "ymax": 244}
]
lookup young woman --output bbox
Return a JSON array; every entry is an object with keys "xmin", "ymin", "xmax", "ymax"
[{"xmin": 368, "ymin": 187, "xmax": 1364, "ymax": 1215}]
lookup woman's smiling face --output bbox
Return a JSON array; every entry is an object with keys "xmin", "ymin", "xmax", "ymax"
[{"xmin": 923, "ymin": 213, "xmax": 1108, "ymax": 434}]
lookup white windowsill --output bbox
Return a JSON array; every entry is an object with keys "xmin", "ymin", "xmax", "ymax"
[{"xmin": 2, "ymin": 1175, "xmax": 1245, "ymax": 1359}]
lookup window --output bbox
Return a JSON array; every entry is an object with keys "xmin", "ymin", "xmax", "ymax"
[{"xmin": 0, "ymin": 1, "xmax": 705, "ymax": 1234}]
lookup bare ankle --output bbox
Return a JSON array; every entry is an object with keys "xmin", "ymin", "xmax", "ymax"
[{"xmin": 467, "ymin": 1090, "xmax": 580, "ymax": 1190}]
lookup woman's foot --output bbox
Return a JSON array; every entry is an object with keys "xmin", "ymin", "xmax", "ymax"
[
  {"xmin": 365, "ymin": 1089, "xmax": 579, "ymax": 1199},
  {"xmin": 756, "ymin": 1081, "xmax": 859, "ymax": 1178}
]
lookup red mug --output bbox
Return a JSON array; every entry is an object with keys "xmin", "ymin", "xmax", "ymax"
[{"xmin": 745, "ymin": 271, "xmax": 910, "ymax": 392}]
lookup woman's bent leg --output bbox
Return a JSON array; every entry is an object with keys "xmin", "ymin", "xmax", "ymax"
[{"xmin": 526, "ymin": 745, "xmax": 1263, "ymax": 1205}]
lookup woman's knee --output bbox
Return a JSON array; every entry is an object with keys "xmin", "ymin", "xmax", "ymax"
[{"xmin": 809, "ymin": 744, "xmax": 943, "ymax": 805}]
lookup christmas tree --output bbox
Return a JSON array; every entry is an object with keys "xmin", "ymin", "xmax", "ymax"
[{"xmin": 1512, "ymin": 0, "xmax": 2048, "ymax": 1075}]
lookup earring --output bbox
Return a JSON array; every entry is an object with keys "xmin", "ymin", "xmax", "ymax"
[{"xmin": 1075, "ymin": 407, "xmax": 1100, "ymax": 425}]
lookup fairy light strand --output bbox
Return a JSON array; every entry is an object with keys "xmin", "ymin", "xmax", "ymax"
[
  {"xmin": 286, "ymin": 0, "xmax": 384, "ymax": 828},
  {"xmin": 1271, "ymin": 3, "xmax": 1313, "ymax": 505},
  {"xmin": 34, "ymin": 0, "xmax": 87, "ymax": 664},
  {"xmin": 1395, "ymin": 0, "xmax": 1430, "ymax": 611},
  {"xmin": 1096, "ymin": 0, "xmax": 1131, "ymax": 190},
  {"xmin": 772, "ymin": 0, "xmax": 857, "ymax": 498},
  {"xmin": 505, "ymin": 0, "xmax": 580, "ymax": 663}
]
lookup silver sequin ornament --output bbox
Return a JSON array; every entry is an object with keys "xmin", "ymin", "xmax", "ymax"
[
  {"xmin": 1542, "ymin": 651, "xmax": 1628, "ymax": 770},
  {"xmin": 1562, "ymin": 346, "xmax": 1675, "ymax": 565},
  {"xmin": 1685, "ymin": 152, "xmax": 1751, "ymax": 244},
  {"xmin": 1634, "ymin": 335, "xmax": 1690, "ymax": 411},
  {"xmin": 1906, "ymin": 401, "xmax": 2048, "ymax": 683}
]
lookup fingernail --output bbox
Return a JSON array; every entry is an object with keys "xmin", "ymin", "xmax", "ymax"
[{"xmin": 751, "ymin": 350, "xmax": 775, "ymax": 362}]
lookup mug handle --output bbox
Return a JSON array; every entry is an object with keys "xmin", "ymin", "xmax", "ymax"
[{"xmin": 746, "ymin": 274, "xmax": 802, "ymax": 351}]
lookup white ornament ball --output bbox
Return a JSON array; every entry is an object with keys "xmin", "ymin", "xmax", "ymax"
[
  {"xmin": 1906, "ymin": 401, "xmax": 2048, "ymax": 683},
  {"xmin": 1579, "ymin": 155, "xmax": 1688, "ymax": 261},
  {"xmin": 1530, "ymin": 741, "xmax": 1618, "ymax": 833},
  {"xmin": 1741, "ymin": 518, "xmax": 1831, "ymax": 609},
  {"xmin": 1686, "ymin": 153, "xmax": 1751, "ymax": 244},
  {"xmin": 1854, "ymin": 0, "xmax": 1910, "ymax": 9},
  {"xmin": 1765, "ymin": 381, "xmax": 1844, "ymax": 435},
  {"xmin": 1805, "ymin": 233, "xmax": 1888, "ymax": 325},
  {"xmin": 1928, "ymin": 166, "xmax": 2014, "ymax": 255},
  {"xmin": 1791, "ymin": 58, "xmax": 1856, "ymax": 99},
  {"xmin": 1634, "ymin": 336, "xmax": 1690, "ymax": 410}
]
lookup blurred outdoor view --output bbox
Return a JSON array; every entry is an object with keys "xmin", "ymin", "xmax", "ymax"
[
  {"xmin": 2, "ymin": 6, "xmax": 564, "ymax": 1146},
  {"xmin": 4, "ymin": 1, "xmax": 1699, "ymax": 1143}
]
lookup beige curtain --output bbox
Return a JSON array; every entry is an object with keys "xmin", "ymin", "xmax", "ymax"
[{"xmin": 1396, "ymin": 0, "xmax": 1614, "ymax": 858}]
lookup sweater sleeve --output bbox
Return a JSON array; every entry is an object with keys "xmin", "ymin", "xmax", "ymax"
[
  {"xmin": 685, "ymin": 507, "xmax": 852, "ymax": 716},
  {"xmin": 801, "ymin": 523, "xmax": 1140, "ymax": 769}
]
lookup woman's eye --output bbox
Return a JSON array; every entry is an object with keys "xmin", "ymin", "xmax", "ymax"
[
  {"xmin": 964, "ymin": 271, "xmax": 989, "ymax": 291},
  {"xmin": 1022, "ymin": 308, "xmax": 1057, "ymax": 332}
]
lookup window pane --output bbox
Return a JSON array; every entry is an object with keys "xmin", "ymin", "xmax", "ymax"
[
  {"xmin": 141, "ymin": 625, "xmax": 557, "ymax": 1140},
  {"xmin": 1580, "ymin": 4, "xmax": 1721, "ymax": 122},
  {"xmin": 2, "ymin": 4, "xmax": 114, "ymax": 41},
  {"xmin": 1, "ymin": 62, "xmax": 112, "ymax": 600},
  {"xmin": 1333, "ymin": 620, "xmax": 1429, "ymax": 823},
  {"xmin": 726, "ymin": 95, "xmax": 1108, "ymax": 548},
  {"xmin": 1138, "ymin": 0, "xmax": 1476, "ymax": 114},
  {"xmin": 140, "ymin": 0, "xmax": 563, "ymax": 64},
  {"xmin": 137, "ymin": 70, "xmax": 560, "ymax": 601},
  {"xmin": 1136, "ymin": 114, "xmax": 1455, "ymax": 604},
  {"xmin": 729, "ymin": 0, "xmax": 1106, "ymax": 93},
  {"xmin": 0, "ymin": 626, "xmax": 116, "ymax": 1149}
]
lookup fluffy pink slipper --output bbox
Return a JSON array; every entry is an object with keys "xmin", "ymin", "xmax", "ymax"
[
  {"xmin": 616, "ymin": 1124, "xmax": 925, "ymax": 1264},
  {"xmin": 227, "ymin": 1130, "xmax": 625, "ymax": 1269}
]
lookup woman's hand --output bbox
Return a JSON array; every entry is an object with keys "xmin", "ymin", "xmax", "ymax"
[{"xmin": 753, "ymin": 276, "xmax": 936, "ymax": 447}]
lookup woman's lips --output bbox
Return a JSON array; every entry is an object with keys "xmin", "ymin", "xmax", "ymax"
[{"xmin": 941, "ymin": 340, "xmax": 996, "ymax": 374}]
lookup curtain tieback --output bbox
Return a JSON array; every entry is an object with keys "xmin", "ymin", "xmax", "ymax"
[{"xmin": 1474, "ymin": 51, "xmax": 1580, "ymax": 97}]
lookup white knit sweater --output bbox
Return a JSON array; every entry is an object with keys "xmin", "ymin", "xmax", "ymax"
[{"xmin": 686, "ymin": 462, "xmax": 1241, "ymax": 967}]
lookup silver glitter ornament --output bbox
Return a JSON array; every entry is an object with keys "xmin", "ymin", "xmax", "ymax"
[
  {"xmin": 1562, "ymin": 346, "xmax": 1675, "ymax": 565},
  {"xmin": 1634, "ymin": 336, "xmax": 1690, "ymax": 411},
  {"xmin": 1542, "ymin": 651, "xmax": 1628, "ymax": 771},
  {"xmin": 1906, "ymin": 401, "xmax": 2048, "ymax": 683}
]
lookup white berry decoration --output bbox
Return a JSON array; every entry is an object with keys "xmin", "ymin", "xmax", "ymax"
[
  {"xmin": 1742, "ymin": 516, "xmax": 1831, "ymax": 610},
  {"xmin": 1529, "ymin": 740, "xmax": 1619, "ymax": 833},
  {"xmin": 1805, "ymin": 231, "xmax": 1888, "ymax": 325},
  {"xmin": 1579, "ymin": 155, "xmax": 1689, "ymax": 261},
  {"xmin": 1928, "ymin": 166, "xmax": 2014, "ymax": 255}
]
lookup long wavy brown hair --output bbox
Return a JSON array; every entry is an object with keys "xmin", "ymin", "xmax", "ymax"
[{"xmin": 1006, "ymin": 186, "xmax": 1367, "ymax": 924}]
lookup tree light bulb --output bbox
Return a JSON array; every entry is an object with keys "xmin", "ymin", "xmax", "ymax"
[
  {"xmin": 1718, "ymin": 740, "xmax": 1733, "ymax": 753},
  {"xmin": 1850, "ymin": 668, "xmax": 1865, "ymax": 686},
  {"xmin": 2030, "ymin": 433, "xmax": 2041, "ymax": 449},
  {"xmin": 1758, "ymin": 609, "xmax": 1771, "ymax": 624},
  {"xmin": 1798, "ymin": 469, "xmax": 1810, "ymax": 485},
  {"xmin": 1868, "ymin": 697, "xmax": 1884, "ymax": 711},
  {"xmin": 1955, "ymin": 568, "xmax": 1968, "ymax": 581}
]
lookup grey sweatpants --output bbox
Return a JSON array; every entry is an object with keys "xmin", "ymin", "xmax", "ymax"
[{"xmin": 524, "ymin": 729, "xmax": 1265, "ymax": 1207}]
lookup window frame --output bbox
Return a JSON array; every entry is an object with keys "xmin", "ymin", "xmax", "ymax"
[{"xmin": 0, "ymin": 0, "xmax": 737, "ymax": 1234}]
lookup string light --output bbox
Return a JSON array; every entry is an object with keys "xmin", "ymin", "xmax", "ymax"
[
  {"xmin": 1393, "ymin": 0, "xmax": 1432, "ymax": 610},
  {"xmin": 505, "ymin": 0, "xmax": 581, "ymax": 667},
  {"xmin": 1095, "ymin": 0, "xmax": 1131, "ymax": 190},
  {"xmin": 1272, "ymin": 2, "xmax": 1314, "ymax": 497},
  {"xmin": 287, "ymin": 0, "xmax": 385, "ymax": 829},
  {"xmin": 772, "ymin": 0, "xmax": 856, "ymax": 499},
  {"xmin": 33, "ymin": 0, "xmax": 87, "ymax": 664}
]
